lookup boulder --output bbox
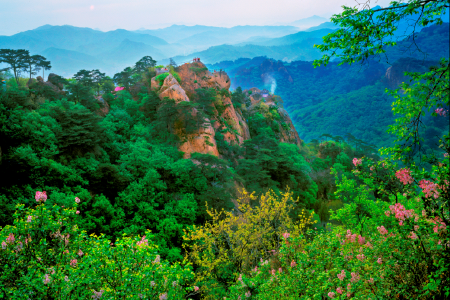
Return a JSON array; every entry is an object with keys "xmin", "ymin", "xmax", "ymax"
[
  {"xmin": 178, "ymin": 118, "xmax": 220, "ymax": 159},
  {"xmin": 159, "ymin": 84, "xmax": 190, "ymax": 103}
]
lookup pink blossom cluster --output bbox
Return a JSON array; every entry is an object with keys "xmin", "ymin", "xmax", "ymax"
[
  {"xmin": 419, "ymin": 180, "xmax": 440, "ymax": 199},
  {"xmin": 336, "ymin": 287, "xmax": 343, "ymax": 294},
  {"xmin": 356, "ymin": 254, "xmax": 365, "ymax": 261},
  {"xmin": 350, "ymin": 272, "xmax": 360, "ymax": 283},
  {"xmin": 290, "ymin": 260, "xmax": 297, "ymax": 267},
  {"xmin": 75, "ymin": 197, "xmax": 80, "ymax": 203},
  {"xmin": 245, "ymin": 291, "xmax": 251, "ymax": 298},
  {"xmin": 6, "ymin": 233, "xmax": 15, "ymax": 244},
  {"xmin": 43, "ymin": 274, "xmax": 51, "ymax": 285},
  {"xmin": 78, "ymin": 249, "xmax": 84, "ymax": 257},
  {"xmin": 377, "ymin": 226, "xmax": 388, "ymax": 235},
  {"xmin": 409, "ymin": 231, "xmax": 418, "ymax": 240},
  {"xmin": 386, "ymin": 203, "xmax": 415, "ymax": 226},
  {"xmin": 328, "ymin": 292, "xmax": 336, "ymax": 298},
  {"xmin": 430, "ymin": 216, "xmax": 447, "ymax": 233},
  {"xmin": 283, "ymin": 232, "xmax": 290, "ymax": 239},
  {"xmin": 352, "ymin": 158, "xmax": 362, "ymax": 167},
  {"xmin": 70, "ymin": 259, "xmax": 77, "ymax": 267},
  {"xmin": 395, "ymin": 168, "xmax": 414, "ymax": 185},
  {"xmin": 435, "ymin": 108, "xmax": 448, "ymax": 116},
  {"xmin": 136, "ymin": 235, "xmax": 149, "ymax": 247},
  {"xmin": 377, "ymin": 257, "xmax": 382, "ymax": 264},
  {"xmin": 337, "ymin": 269, "xmax": 346, "ymax": 281},
  {"xmin": 35, "ymin": 191, "xmax": 47, "ymax": 203}
]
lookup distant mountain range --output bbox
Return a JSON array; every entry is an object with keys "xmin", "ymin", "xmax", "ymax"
[{"xmin": 0, "ymin": 22, "xmax": 328, "ymax": 77}]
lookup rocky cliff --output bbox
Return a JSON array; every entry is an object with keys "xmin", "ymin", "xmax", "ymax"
[{"xmin": 149, "ymin": 61, "xmax": 302, "ymax": 159}]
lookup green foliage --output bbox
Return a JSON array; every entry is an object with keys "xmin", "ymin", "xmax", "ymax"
[{"xmin": 0, "ymin": 198, "xmax": 195, "ymax": 299}]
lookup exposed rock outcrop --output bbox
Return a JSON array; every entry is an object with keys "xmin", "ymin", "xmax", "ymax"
[{"xmin": 149, "ymin": 62, "xmax": 302, "ymax": 159}]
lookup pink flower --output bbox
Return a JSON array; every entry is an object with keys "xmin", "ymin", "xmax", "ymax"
[
  {"xmin": 395, "ymin": 168, "xmax": 414, "ymax": 185},
  {"xmin": 194, "ymin": 286, "xmax": 199, "ymax": 291},
  {"xmin": 114, "ymin": 86, "xmax": 125, "ymax": 92},
  {"xmin": 75, "ymin": 197, "xmax": 80, "ymax": 203},
  {"xmin": 245, "ymin": 291, "xmax": 251, "ymax": 298},
  {"xmin": 337, "ymin": 270, "xmax": 346, "ymax": 281},
  {"xmin": 283, "ymin": 232, "xmax": 290, "ymax": 239},
  {"xmin": 78, "ymin": 249, "xmax": 83, "ymax": 257},
  {"xmin": 278, "ymin": 267, "xmax": 282, "ymax": 273},
  {"xmin": 27, "ymin": 216, "xmax": 32, "ymax": 223},
  {"xmin": 347, "ymin": 283, "xmax": 352, "ymax": 290},
  {"xmin": 136, "ymin": 235, "xmax": 148, "ymax": 247},
  {"xmin": 35, "ymin": 191, "xmax": 47, "ymax": 203},
  {"xmin": 368, "ymin": 277, "xmax": 374, "ymax": 284},
  {"xmin": 1, "ymin": 241, "xmax": 6, "ymax": 249},
  {"xmin": 6, "ymin": 233, "xmax": 15, "ymax": 244},
  {"xmin": 159, "ymin": 293, "xmax": 168, "ymax": 300},
  {"xmin": 414, "ymin": 225, "xmax": 419, "ymax": 231},
  {"xmin": 435, "ymin": 108, "xmax": 448, "ymax": 116},
  {"xmin": 70, "ymin": 259, "xmax": 77, "ymax": 267},
  {"xmin": 328, "ymin": 292, "xmax": 336, "ymax": 298},
  {"xmin": 377, "ymin": 226, "xmax": 388, "ymax": 235},
  {"xmin": 238, "ymin": 273, "xmax": 243, "ymax": 282},
  {"xmin": 76, "ymin": 211, "xmax": 80, "ymax": 215},
  {"xmin": 271, "ymin": 269, "xmax": 276, "ymax": 275},
  {"xmin": 350, "ymin": 272, "xmax": 360, "ymax": 283},
  {"xmin": 291, "ymin": 260, "xmax": 297, "ymax": 267},
  {"xmin": 352, "ymin": 158, "xmax": 362, "ymax": 167},
  {"xmin": 387, "ymin": 203, "xmax": 414, "ymax": 225},
  {"xmin": 409, "ymin": 231, "xmax": 418, "ymax": 240},
  {"xmin": 347, "ymin": 293, "xmax": 351, "ymax": 298},
  {"xmin": 419, "ymin": 180, "xmax": 440, "ymax": 199},
  {"xmin": 43, "ymin": 274, "xmax": 51, "ymax": 285},
  {"xmin": 377, "ymin": 257, "xmax": 382, "ymax": 264},
  {"xmin": 336, "ymin": 287, "xmax": 343, "ymax": 294},
  {"xmin": 358, "ymin": 235, "xmax": 365, "ymax": 245},
  {"xmin": 357, "ymin": 254, "xmax": 365, "ymax": 261},
  {"xmin": 92, "ymin": 289, "xmax": 104, "ymax": 300}
]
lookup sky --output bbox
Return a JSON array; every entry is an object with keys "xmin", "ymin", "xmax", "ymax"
[{"xmin": 0, "ymin": 0, "xmax": 394, "ymax": 36}]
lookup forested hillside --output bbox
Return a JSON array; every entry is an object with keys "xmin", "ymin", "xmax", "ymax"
[{"xmin": 207, "ymin": 23, "xmax": 449, "ymax": 149}]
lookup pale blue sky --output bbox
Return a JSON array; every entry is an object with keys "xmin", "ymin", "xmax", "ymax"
[{"xmin": 0, "ymin": 0, "xmax": 393, "ymax": 35}]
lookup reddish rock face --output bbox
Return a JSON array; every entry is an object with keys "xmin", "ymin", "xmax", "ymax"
[{"xmin": 147, "ymin": 62, "xmax": 302, "ymax": 159}]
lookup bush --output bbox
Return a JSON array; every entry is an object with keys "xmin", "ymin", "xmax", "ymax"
[{"xmin": 0, "ymin": 191, "xmax": 195, "ymax": 299}]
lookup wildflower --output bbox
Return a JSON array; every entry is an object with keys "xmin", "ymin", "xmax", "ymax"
[
  {"xmin": 336, "ymin": 287, "xmax": 343, "ymax": 294},
  {"xmin": 352, "ymin": 158, "xmax": 362, "ymax": 166},
  {"xmin": 347, "ymin": 283, "xmax": 352, "ymax": 290},
  {"xmin": 92, "ymin": 289, "xmax": 104, "ymax": 299},
  {"xmin": 419, "ymin": 180, "xmax": 440, "ymax": 199},
  {"xmin": 172, "ymin": 281, "xmax": 177, "ymax": 287},
  {"xmin": 6, "ymin": 233, "xmax": 15, "ymax": 244},
  {"xmin": 27, "ymin": 216, "xmax": 32, "ymax": 223},
  {"xmin": 43, "ymin": 274, "xmax": 51, "ymax": 285},
  {"xmin": 1, "ymin": 241, "xmax": 6, "ymax": 249},
  {"xmin": 414, "ymin": 225, "xmax": 419, "ymax": 231},
  {"xmin": 78, "ymin": 249, "xmax": 83, "ymax": 257},
  {"xmin": 278, "ymin": 268, "xmax": 282, "ymax": 273},
  {"xmin": 76, "ymin": 211, "xmax": 80, "ymax": 215},
  {"xmin": 395, "ymin": 168, "xmax": 414, "ymax": 185},
  {"xmin": 283, "ymin": 232, "xmax": 290, "ymax": 239},
  {"xmin": 435, "ymin": 108, "xmax": 448, "ymax": 116},
  {"xmin": 377, "ymin": 257, "xmax": 382, "ymax": 264},
  {"xmin": 328, "ymin": 292, "xmax": 336, "ymax": 298},
  {"xmin": 337, "ymin": 270, "xmax": 346, "ymax": 281},
  {"xmin": 137, "ymin": 235, "xmax": 148, "ymax": 247},
  {"xmin": 350, "ymin": 272, "xmax": 360, "ymax": 283},
  {"xmin": 75, "ymin": 197, "xmax": 80, "ymax": 203},
  {"xmin": 245, "ymin": 291, "xmax": 251, "ymax": 298},
  {"xmin": 358, "ymin": 235, "xmax": 365, "ymax": 245},
  {"xmin": 238, "ymin": 274, "xmax": 243, "ymax": 282},
  {"xmin": 357, "ymin": 254, "xmax": 365, "ymax": 261},
  {"xmin": 194, "ymin": 286, "xmax": 199, "ymax": 291},
  {"xmin": 377, "ymin": 226, "xmax": 388, "ymax": 235},
  {"xmin": 70, "ymin": 259, "xmax": 77, "ymax": 267},
  {"xmin": 64, "ymin": 276, "xmax": 69, "ymax": 282},
  {"xmin": 35, "ymin": 191, "xmax": 47, "ymax": 203},
  {"xmin": 291, "ymin": 260, "xmax": 297, "ymax": 267},
  {"xmin": 151, "ymin": 281, "xmax": 156, "ymax": 287},
  {"xmin": 159, "ymin": 293, "xmax": 168, "ymax": 300},
  {"xmin": 367, "ymin": 278, "xmax": 374, "ymax": 284},
  {"xmin": 387, "ymin": 203, "xmax": 414, "ymax": 226}
]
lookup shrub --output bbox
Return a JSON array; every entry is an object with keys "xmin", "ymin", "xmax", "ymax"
[{"xmin": 0, "ymin": 192, "xmax": 195, "ymax": 299}]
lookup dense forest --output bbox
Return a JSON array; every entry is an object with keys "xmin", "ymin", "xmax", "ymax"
[{"xmin": 0, "ymin": 0, "xmax": 449, "ymax": 299}]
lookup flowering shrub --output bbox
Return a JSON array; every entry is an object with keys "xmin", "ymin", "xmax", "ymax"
[{"xmin": 0, "ymin": 193, "xmax": 195, "ymax": 299}]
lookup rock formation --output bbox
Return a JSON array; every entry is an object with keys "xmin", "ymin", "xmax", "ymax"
[{"xmin": 149, "ymin": 62, "xmax": 302, "ymax": 159}]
